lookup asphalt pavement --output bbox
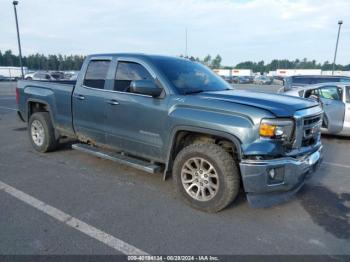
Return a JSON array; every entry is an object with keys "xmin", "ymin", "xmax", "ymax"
[{"xmin": 0, "ymin": 81, "xmax": 349, "ymax": 256}]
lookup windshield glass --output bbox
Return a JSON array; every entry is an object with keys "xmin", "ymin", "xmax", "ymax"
[{"xmin": 151, "ymin": 56, "xmax": 232, "ymax": 94}]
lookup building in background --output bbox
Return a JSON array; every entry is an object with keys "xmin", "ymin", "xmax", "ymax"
[
  {"xmin": 268, "ymin": 69, "xmax": 350, "ymax": 77},
  {"xmin": 0, "ymin": 66, "xmax": 28, "ymax": 80},
  {"xmin": 213, "ymin": 69, "xmax": 253, "ymax": 77},
  {"xmin": 275, "ymin": 69, "xmax": 322, "ymax": 77},
  {"xmin": 322, "ymin": 71, "xmax": 350, "ymax": 76}
]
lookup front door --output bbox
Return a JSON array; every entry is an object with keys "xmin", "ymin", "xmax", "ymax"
[
  {"xmin": 104, "ymin": 60, "xmax": 169, "ymax": 162},
  {"xmin": 318, "ymin": 85, "xmax": 345, "ymax": 134}
]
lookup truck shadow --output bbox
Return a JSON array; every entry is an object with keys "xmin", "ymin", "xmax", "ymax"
[
  {"xmin": 322, "ymin": 134, "xmax": 350, "ymax": 141},
  {"xmin": 56, "ymin": 139, "xmax": 78, "ymax": 152},
  {"xmin": 12, "ymin": 127, "xmax": 27, "ymax": 131},
  {"xmin": 298, "ymin": 185, "xmax": 350, "ymax": 239}
]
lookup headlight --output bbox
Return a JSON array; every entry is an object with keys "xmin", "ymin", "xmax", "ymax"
[{"xmin": 259, "ymin": 118, "xmax": 294, "ymax": 140}]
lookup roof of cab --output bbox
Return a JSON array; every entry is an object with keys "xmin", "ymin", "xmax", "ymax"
[{"xmin": 87, "ymin": 53, "xmax": 187, "ymax": 60}]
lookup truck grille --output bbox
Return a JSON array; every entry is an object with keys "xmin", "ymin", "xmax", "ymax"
[
  {"xmin": 301, "ymin": 114, "xmax": 322, "ymax": 147},
  {"xmin": 293, "ymin": 106, "xmax": 323, "ymax": 149}
]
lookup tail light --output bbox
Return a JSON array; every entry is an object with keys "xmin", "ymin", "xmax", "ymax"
[{"xmin": 16, "ymin": 87, "xmax": 19, "ymax": 104}]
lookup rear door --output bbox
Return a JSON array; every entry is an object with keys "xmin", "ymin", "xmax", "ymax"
[
  {"xmin": 318, "ymin": 85, "xmax": 345, "ymax": 133},
  {"xmin": 72, "ymin": 59, "xmax": 112, "ymax": 144}
]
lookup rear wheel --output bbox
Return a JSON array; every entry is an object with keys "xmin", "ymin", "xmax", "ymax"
[
  {"xmin": 173, "ymin": 143, "xmax": 240, "ymax": 212},
  {"xmin": 28, "ymin": 112, "xmax": 58, "ymax": 152}
]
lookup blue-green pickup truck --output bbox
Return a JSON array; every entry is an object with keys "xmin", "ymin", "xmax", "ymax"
[{"xmin": 16, "ymin": 54, "xmax": 323, "ymax": 212}]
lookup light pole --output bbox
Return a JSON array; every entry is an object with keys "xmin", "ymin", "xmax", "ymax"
[
  {"xmin": 185, "ymin": 27, "xmax": 188, "ymax": 58},
  {"xmin": 332, "ymin": 20, "xmax": 343, "ymax": 75},
  {"xmin": 13, "ymin": 0, "xmax": 24, "ymax": 79}
]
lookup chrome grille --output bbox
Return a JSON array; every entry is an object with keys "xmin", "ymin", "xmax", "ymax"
[
  {"xmin": 293, "ymin": 106, "xmax": 323, "ymax": 149},
  {"xmin": 302, "ymin": 114, "xmax": 322, "ymax": 146}
]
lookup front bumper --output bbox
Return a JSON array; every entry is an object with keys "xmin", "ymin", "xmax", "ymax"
[{"xmin": 239, "ymin": 145, "xmax": 323, "ymax": 208}]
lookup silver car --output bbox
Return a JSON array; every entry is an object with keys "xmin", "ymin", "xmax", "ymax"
[{"xmin": 284, "ymin": 82, "xmax": 350, "ymax": 136}]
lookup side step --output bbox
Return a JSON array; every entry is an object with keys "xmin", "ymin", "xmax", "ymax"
[{"xmin": 72, "ymin": 143, "xmax": 161, "ymax": 174}]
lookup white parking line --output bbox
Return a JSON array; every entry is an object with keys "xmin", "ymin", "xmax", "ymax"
[
  {"xmin": 323, "ymin": 161, "xmax": 350, "ymax": 169},
  {"xmin": 0, "ymin": 180, "xmax": 148, "ymax": 256},
  {"xmin": 0, "ymin": 106, "xmax": 17, "ymax": 111}
]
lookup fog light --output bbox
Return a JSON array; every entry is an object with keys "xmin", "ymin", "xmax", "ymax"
[{"xmin": 268, "ymin": 167, "xmax": 285, "ymax": 184}]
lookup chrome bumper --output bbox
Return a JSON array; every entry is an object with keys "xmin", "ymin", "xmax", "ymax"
[{"xmin": 239, "ymin": 146, "xmax": 323, "ymax": 208}]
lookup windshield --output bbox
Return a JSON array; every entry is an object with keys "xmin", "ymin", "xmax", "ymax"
[{"xmin": 151, "ymin": 56, "xmax": 232, "ymax": 94}]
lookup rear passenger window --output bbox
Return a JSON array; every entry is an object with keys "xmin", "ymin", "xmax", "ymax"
[
  {"xmin": 114, "ymin": 62, "xmax": 153, "ymax": 92},
  {"xmin": 83, "ymin": 60, "xmax": 111, "ymax": 89}
]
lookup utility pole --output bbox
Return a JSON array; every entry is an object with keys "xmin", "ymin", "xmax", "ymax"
[
  {"xmin": 332, "ymin": 20, "xmax": 343, "ymax": 75},
  {"xmin": 185, "ymin": 27, "xmax": 188, "ymax": 58},
  {"xmin": 13, "ymin": 0, "xmax": 24, "ymax": 79}
]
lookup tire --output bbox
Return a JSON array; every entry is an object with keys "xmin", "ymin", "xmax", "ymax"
[
  {"xmin": 26, "ymin": 77, "xmax": 32, "ymax": 80},
  {"xmin": 173, "ymin": 143, "xmax": 240, "ymax": 212},
  {"xmin": 28, "ymin": 112, "xmax": 58, "ymax": 152}
]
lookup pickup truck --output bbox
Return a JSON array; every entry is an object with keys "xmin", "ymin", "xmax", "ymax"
[{"xmin": 16, "ymin": 53, "xmax": 324, "ymax": 212}]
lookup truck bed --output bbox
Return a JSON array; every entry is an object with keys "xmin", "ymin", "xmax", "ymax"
[{"xmin": 17, "ymin": 80, "xmax": 76, "ymax": 136}]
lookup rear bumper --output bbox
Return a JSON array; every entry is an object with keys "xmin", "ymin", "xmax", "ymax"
[{"xmin": 239, "ymin": 146, "xmax": 323, "ymax": 208}]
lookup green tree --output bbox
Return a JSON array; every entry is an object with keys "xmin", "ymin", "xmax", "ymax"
[
  {"xmin": 203, "ymin": 55, "xmax": 211, "ymax": 67},
  {"xmin": 211, "ymin": 55, "xmax": 222, "ymax": 68}
]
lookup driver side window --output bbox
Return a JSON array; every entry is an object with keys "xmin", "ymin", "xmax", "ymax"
[
  {"xmin": 318, "ymin": 86, "xmax": 343, "ymax": 101},
  {"xmin": 114, "ymin": 61, "xmax": 153, "ymax": 92}
]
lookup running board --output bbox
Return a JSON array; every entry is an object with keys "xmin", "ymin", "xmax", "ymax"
[{"xmin": 72, "ymin": 143, "xmax": 161, "ymax": 174}]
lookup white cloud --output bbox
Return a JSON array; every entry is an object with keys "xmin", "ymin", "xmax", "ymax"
[{"xmin": 0, "ymin": 0, "xmax": 349, "ymax": 65}]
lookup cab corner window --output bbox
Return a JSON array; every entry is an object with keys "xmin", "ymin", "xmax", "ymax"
[
  {"xmin": 83, "ymin": 60, "xmax": 111, "ymax": 89},
  {"xmin": 114, "ymin": 61, "xmax": 153, "ymax": 92}
]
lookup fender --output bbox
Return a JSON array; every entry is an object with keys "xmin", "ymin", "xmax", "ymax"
[
  {"xmin": 27, "ymin": 98, "xmax": 55, "ymax": 125},
  {"xmin": 162, "ymin": 125, "xmax": 242, "ymax": 180},
  {"xmin": 26, "ymin": 98, "xmax": 60, "ymax": 139}
]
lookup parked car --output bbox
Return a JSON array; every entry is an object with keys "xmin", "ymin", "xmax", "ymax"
[
  {"xmin": 16, "ymin": 53, "xmax": 323, "ymax": 212},
  {"xmin": 25, "ymin": 72, "xmax": 56, "ymax": 81},
  {"xmin": 254, "ymin": 76, "xmax": 273, "ymax": 85},
  {"xmin": 236, "ymin": 76, "xmax": 252, "ymax": 84},
  {"xmin": 64, "ymin": 71, "xmax": 79, "ymax": 80},
  {"xmin": 50, "ymin": 71, "xmax": 65, "ymax": 80},
  {"xmin": 0, "ymin": 75, "xmax": 7, "ymax": 81},
  {"xmin": 284, "ymin": 82, "xmax": 350, "ymax": 137},
  {"xmin": 284, "ymin": 75, "xmax": 350, "ymax": 91}
]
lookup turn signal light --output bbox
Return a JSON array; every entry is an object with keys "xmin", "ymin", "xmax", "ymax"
[{"xmin": 259, "ymin": 123, "xmax": 276, "ymax": 137}]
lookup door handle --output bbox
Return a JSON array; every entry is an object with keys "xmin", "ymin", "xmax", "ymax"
[
  {"xmin": 107, "ymin": 99, "xmax": 119, "ymax": 105},
  {"xmin": 75, "ymin": 94, "xmax": 85, "ymax": 100}
]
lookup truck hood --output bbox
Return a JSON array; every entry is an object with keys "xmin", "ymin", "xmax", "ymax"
[{"xmin": 197, "ymin": 90, "xmax": 319, "ymax": 117}]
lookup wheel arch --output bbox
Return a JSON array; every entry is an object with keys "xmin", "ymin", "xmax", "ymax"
[
  {"xmin": 27, "ymin": 99, "xmax": 59, "ymax": 139},
  {"xmin": 163, "ymin": 126, "xmax": 242, "ymax": 180}
]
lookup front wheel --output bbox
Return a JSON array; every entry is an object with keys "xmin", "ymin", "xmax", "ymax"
[
  {"xmin": 173, "ymin": 143, "xmax": 240, "ymax": 212},
  {"xmin": 28, "ymin": 112, "xmax": 58, "ymax": 152}
]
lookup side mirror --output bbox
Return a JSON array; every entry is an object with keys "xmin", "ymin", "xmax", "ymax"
[{"xmin": 130, "ymin": 80, "xmax": 162, "ymax": 97}]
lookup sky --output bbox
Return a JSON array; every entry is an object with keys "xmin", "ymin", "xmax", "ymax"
[{"xmin": 1, "ymin": 0, "xmax": 350, "ymax": 66}]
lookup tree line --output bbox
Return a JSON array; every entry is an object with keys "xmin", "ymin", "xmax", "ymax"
[
  {"xmin": 0, "ymin": 50, "xmax": 84, "ymax": 71},
  {"xmin": 1, "ymin": 49, "xmax": 349, "ymax": 72}
]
